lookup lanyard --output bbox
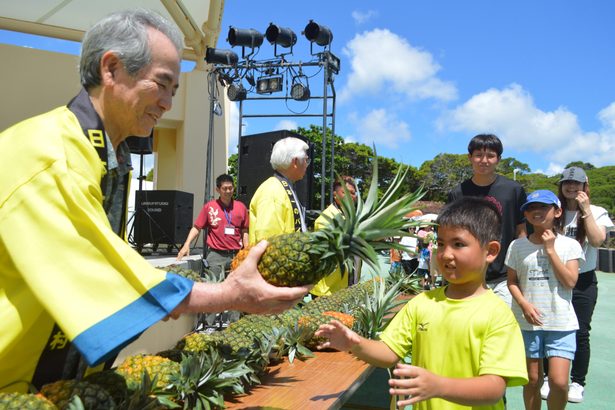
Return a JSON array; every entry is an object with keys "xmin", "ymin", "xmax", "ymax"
[
  {"xmin": 223, "ymin": 204, "xmax": 232, "ymax": 226},
  {"xmin": 274, "ymin": 172, "xmax": 304, "ymax": 232}
]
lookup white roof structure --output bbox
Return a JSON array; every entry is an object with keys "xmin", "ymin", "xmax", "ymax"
[{"xmin": 0, "ymin": 0, "xmax": 224, "ymax": 67}]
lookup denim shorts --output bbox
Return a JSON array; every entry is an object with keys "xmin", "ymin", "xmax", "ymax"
[{"xmin": 521, "ymin": 330, "xmax": 576, "ymax": 360}]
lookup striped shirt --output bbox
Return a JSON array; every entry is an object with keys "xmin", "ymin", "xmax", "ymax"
[{"xmin": 505, "ymin": 235, "xmax": 583, "ymax": 331}]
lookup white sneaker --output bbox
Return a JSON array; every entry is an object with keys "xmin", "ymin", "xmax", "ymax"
[
  {"xmin": 540, "ymin": 377, "xmax": 549, "ymax": 400},
  {"xmin": 568, "ymin": 382, "xmax": 584, "ymax": 403}
]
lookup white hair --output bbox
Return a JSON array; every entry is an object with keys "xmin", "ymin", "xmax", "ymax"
[{"xmin": 269, "ymin": 137, "xmax": 309, "ymax": 170}]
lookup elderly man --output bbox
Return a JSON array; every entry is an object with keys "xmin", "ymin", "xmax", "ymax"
[
  {"xmin": 0, "ymin": 10, "xmax": 308, "ymax": 392},
  {"xmin": 248, "ymin": 136, "xmax": 310, "ymax": 244}
]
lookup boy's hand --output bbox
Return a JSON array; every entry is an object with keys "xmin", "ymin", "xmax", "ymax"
[
  {"xmin": 521, "ymin": 302, "xmax": 543, "ymax": 326},
  {"xmin": 315, "ymin": 319, "xmax": 360, "ymax": 351},
  {"xmin": 389, "ymin": 363, "xmax": 439, "ymax": 406}
]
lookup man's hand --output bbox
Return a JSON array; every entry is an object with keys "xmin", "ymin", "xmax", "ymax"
[
  {"xmin": 176, "ymin": 245, "xmax": 189, "ymax": 261},
  {"xmin": 315, "ymin": 319, "xmax": 361, "ymax": 352},
  {"xmin": 222, "ymin": 240, "xmax": 311, "ymax": 314}
]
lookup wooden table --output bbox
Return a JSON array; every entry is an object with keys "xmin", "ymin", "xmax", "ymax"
[{"xmin": 224, "ymin": 350, "xmax": 375, "ymax": 410}]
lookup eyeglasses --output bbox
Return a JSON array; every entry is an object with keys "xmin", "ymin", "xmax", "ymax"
[{"xmin": 296, "ymin": 156, "xmax": 311, "ymax": 166}]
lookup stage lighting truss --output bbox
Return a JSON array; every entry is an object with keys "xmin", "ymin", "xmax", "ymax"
[{"xmin": 208, "ymin": 21, "xmax": 340, "ymax": 100}]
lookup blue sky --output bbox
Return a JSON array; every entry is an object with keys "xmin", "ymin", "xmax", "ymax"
[
  {"xmin": 220, "ymin": 0, "xmax": 615, "ymax": 175},
  {"xmin": 3, "ymin": 1, "xmax": 614, "ymax": 175}
]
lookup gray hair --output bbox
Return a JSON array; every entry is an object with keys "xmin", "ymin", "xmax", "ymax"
[
  {"xmin": 270, "ymin": 137, "xmax": 309, "ymax": 170},
  {"xmin": 79, "ymin": 9, "xmax": 183, "ymax": 89}
]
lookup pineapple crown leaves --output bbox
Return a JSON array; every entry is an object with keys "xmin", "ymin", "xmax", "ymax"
[
  {"xmin": 316, "ymin": 147, "xmax": 425, "ymax": 270},
  {"xmin": 166, "ymin": 349, "xmax": 252, "ymax": 410},
  {"xmin": 281, "ymin": 325, "xmax": 315, "ymax": 363},
  {"xmin": 355, "ymin": 276, "xmax": 406, "ymax": 339}
]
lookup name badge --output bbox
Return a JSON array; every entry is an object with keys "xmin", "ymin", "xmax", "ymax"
[{"xmin": 224, "ymin": 226, "xmax": 235, "ymax": 235}]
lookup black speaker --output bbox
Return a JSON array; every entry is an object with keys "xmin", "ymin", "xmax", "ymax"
[
  {"xmin": 237, "ymin": 130, "xmax": 314, "ymax": 208},
  {"xmin": 134, "ymin": 190, "xmax": 193, "ymax": 249},
  {"xmin": 126, "ymin": 135, "xmax": 153, "ymax": 154}
]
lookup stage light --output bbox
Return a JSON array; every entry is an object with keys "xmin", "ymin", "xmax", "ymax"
[
  {"xmin": 323, "ymin": 51, "xmax": 341, "ymax": 74},
  {"xmin": 303, "ymin": 20, "xmax": 333, "ymax": 46},
  {"xmin": 205, "ymin": 47, "xmax": 238, "ymax": 65},
  {"xmin": 227, "ymin": 83, "xmax": 247, "ymax": 101},
  {"xmin": 256, "ymin": 75, "xmax": 283, "ymax": 94},
  {"xmin": 290, "ymin": 75, "xmax": 310, "ymax": 101},
  {"xmin": 291, "ymin": 83, "xmax": 310, "ymax": 101},
  {"xmin": 228, "ymin": 27, "xmax": 264, "ymax": 48},
  {"xmin": 265, "ymin": 23, "xmax": 297, "ymax": 48}
]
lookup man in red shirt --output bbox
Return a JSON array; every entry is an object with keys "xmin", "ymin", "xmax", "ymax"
[
  {"xmin": 178, "ymin": 174, "xmax": 249, "ymax": 326},
  {"xmin": 178, "ymin": 174, "xmax": 249, "ymax": 276}
]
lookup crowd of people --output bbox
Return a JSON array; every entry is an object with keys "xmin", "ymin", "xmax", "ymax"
[
  {"xmin": 318, "ymin": 134, "xmax": 613, "ymax": 409},
  {"xmin": 0, "ymin": 8, "xmax": 612, "ymax": 410}
]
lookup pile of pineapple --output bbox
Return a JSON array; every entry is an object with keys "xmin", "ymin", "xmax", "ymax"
[
  {"xmin": 1, "ymin": 276, "xmax": 416, "ymax": 410},
  {"xmin": 1, "ymin": 154, "xmax": 426, "ymax": 409}
]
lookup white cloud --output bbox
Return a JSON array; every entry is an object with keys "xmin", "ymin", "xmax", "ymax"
[
  {"xmin": 351, "ymin": 10, "xmax": 377, "ymax": 25},
  {"xmin": 349, "ymin": 108, "xmax": 411, "ymax": 148},
  {"xmin": 598, "ymin": 102, "xmax": 615, "ymax": 129},
  {"xmin": 339, "ymin": 29, "xmax": 457, "ymax": 102},
  {"xmin": 535, "ymin": 163, "xmax": 565, "ymax": 177},
  {"xmin": 273, "ymin": 120, "xmax": 298, "ymax": 131},
  {"xmin": 438, "ymin": 84, "xmax": 615, "ymax": 167}
]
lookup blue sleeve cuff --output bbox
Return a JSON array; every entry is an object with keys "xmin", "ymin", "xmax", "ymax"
[{"xmin": 73, "ymin": 273, "xmax": 193, "ymax": 366}]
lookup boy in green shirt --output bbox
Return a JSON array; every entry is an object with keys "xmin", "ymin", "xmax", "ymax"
[{"xmin": 316, "ymin": 197, "xmax": 528, "ymax": 409}]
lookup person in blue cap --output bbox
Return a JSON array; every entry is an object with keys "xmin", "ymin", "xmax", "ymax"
[{"xmin": 505, "ymin": 190, "xmax": 584, "ymax": 409}]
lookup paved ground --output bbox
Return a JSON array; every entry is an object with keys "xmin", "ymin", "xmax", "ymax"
[
  {"xmin": 505, "ymin": 270, "xmax": 615, "ymax": 410},
  {"xmin": 343, "ymin": 264, "xmax": 614, "ymax": 410}
]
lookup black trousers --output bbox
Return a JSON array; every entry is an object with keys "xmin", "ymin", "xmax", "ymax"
[{"xmin": 571, "ymin": 270, "xmax": 598, "ymax": 386}]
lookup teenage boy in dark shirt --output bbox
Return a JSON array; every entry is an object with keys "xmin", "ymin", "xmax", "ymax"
[{"xmin": 448, "ymin": 134, "xmax": 527, "ymax": 306}]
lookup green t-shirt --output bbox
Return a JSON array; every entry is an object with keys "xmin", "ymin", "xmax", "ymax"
[{"xmin": 380, "ymin": 287, "xmax": 528, "ymax": 410}]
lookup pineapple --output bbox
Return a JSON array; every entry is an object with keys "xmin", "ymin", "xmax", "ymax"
[
  {"xmin": 232, "ymin": 153, "xmax": 423, "ymax": 286},
  {"xmin": 0, "ymin": 392, "xmax": 57, "ymax": 410},
  {"xmin": 115, "ymin": 354, "xmax": 180, "ymax": 392},
  {"xmin": 298, "ymin": 311, "xmax": 355, "ymax": 349},
  {"xmin": 39, "ymin": 379, "xmax": 116, "ymax": 410},
  {"xmin": 83, "ymin": 370, "xmax": 128, "ymax": 405},
  {"xmin": 177, "ymin": 332, "xmax": 223, "ymax": 353}
]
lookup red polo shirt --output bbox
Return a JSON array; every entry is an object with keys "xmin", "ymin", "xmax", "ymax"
[{"xmin": 194, "ymin": 199, "xmax": 248, "ymax": 251}]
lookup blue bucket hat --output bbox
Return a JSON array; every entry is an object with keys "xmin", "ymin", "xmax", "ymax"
[{"xmin": 521, "ymin": 189, "xmax": 561, "ymax": 212}]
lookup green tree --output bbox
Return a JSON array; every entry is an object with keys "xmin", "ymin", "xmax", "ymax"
[
  {"xmin": 564, "ymin": 161, "xmax": 595, "ymax": 170},
  {"xmin": 417, "ymin": 153, "xmax": 472, "ymax": 201},
  {"xmin": 497, "ymin": 157, "xmax": 531, "ymax": 179}
]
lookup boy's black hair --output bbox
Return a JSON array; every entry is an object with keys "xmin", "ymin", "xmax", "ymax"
[
  {"xmin": 216, "ymin": 174, "xmax": 234, "ymax": 188},
  {"xmin": 436, "ymin": 197, "xmax": 502, "ymax": 246},
  {"xmin": 467, "ymin": 134, "xmax": 503, "ymax": 158}
]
